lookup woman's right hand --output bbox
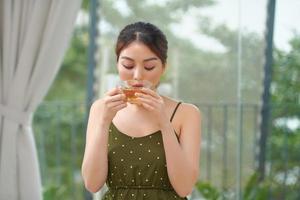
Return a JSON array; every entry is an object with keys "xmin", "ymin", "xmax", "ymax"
[{"xmin": 91, "ymin": 87, "xmax": 127, "ymax": 124}]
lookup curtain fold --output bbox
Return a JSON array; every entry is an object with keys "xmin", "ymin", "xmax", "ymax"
[{"xmin": 0, "ymin": 0, "xmax": 82, "ymax": 199}]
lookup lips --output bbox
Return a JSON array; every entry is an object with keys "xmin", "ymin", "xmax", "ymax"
[{"xmin": 132, "ymin": 83, "xmax": 143, "ymax": 87}]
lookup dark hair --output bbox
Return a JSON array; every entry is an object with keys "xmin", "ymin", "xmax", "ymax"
[{"xmin": 115, "ymin": 21, "xmax": 168, "ymax": 65}]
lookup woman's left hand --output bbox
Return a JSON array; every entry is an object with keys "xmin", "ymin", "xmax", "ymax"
[{"xmin": 135, "ymin": 88, "xmax": 169, "ymax": 127}]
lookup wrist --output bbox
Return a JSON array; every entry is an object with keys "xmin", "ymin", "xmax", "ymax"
[
  {"xmin": 95, "ymin": 119, "xmax": 111, "ymax": 136},
  {"xmin": 98, "ymin": 117, "xmax": 111, "ymax": 127},
  {"xmin": 91, "ymin": 101, "xmax": 113, "ymax": 125}
]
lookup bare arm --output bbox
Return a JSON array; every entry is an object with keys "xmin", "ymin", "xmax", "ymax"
[
  {"xmin": 136, "ymin": 89, "xmax": 201, "ymax": 197},
  {"xmin": 161, "ymin": 104, "xmax": 201, "ymax": 197},
  {"xmin": 81, "ymin": 88, "xmax": 127, "ymax": 193}
]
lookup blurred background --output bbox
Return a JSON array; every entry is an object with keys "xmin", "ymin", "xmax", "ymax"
[{"xmin": 33, "ymin": 0, "xmax": 299, "ymax": 199}]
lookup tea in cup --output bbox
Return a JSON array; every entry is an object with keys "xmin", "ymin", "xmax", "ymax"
[{"xmin": 118, "ymin": 80, "xmax": 153, "ymax": 104}]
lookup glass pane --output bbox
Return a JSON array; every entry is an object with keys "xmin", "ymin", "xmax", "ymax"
[{"xmin": 95, "ymin": 0, "xmax": 268, "ymax": 199}]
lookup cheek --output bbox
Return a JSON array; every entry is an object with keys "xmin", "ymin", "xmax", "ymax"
[
  {"xmin": 117, "ymin": 65, "xmax": 132, "ymax": 80},
  {"xmin": 148, "ymin": 72, "xmax": 160, "ymax": 80},
  {"xmin": 145, "ymin": 69, "xmax": 163, "ymax": 84},
  {"xmin": 152, "ymin": 68, "xmax": 164, "ymax": 79}
]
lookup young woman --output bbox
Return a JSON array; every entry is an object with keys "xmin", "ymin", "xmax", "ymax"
[{"xmin": 82, "ymin": 21, "xmax": 201, "ymax": 199}]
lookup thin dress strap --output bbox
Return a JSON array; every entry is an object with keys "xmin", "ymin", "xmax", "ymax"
[{"xmin": 170, "ymin": 102, "xmax": 182, "ymax": 122}]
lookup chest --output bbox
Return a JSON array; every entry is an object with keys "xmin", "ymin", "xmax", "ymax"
[
  {"xmin": 112, "ymin": 117, "xmax": 160, "ymax": 137},
  {"xmin": 108, "ymin": 124, "xmax": 167, "ymax": 169},
  {"xmin": 112, "ymin": 107, "xmax": 181, "ymax": 138}
]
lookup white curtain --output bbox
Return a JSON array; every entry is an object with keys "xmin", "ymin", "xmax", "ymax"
[{"xmin": 0, "ymin": 0, "xmax": 82, "ymax": 199}]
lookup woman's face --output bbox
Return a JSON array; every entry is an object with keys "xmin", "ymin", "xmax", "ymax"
[{"xmin": 117, "ymin": 41, "xmax": 165, "ymax": 88}]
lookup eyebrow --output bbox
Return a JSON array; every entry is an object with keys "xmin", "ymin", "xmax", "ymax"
[
  {"xmin": 144, "ymin": 57, "xmax": 158, "ymax": 62},
  {"xmin": 120, "ymin": 56, "xmax": 134, "ymax": 61},
  {"xmin": 120, "ymin": 56, "xmax": 158, "ymax": 62}
]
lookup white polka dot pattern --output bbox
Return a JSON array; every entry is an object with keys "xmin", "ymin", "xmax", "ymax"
[{"xmin": 102, "ymin": 123, "xmax": 186, "ymax": 200}]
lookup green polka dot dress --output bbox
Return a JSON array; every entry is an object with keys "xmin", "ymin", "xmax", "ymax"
[{"xmin": 102, "ymin": 102, "xmax": 188, "ymax": 199}]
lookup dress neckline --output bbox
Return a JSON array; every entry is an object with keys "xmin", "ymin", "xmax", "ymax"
[
  {"xmin": 111, "ymin": 122, "xmax": 180, "ymax": 141},
  {"xmin": 111, "ymin": 122, "xmax": 161, "ymax": 139}
]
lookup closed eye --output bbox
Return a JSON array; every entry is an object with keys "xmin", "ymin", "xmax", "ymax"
[
  {"xmin": 122, "ymin": 64, "xmax": 134, "ymax": 69},
  {"xmin": 145, "ymin": 66, "xmax": 155, "ymax": 71}
]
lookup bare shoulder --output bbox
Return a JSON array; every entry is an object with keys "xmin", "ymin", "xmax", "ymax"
[
  {"xmin": 180, "ymin": 103, "xmax": 201, "ymax": 114},
  {"xmin": 178, "ymin": 103, "xmax": 201, "ymax": 122},
  {"xmin": 162, "ymin": 96, "xmax": 201, "ymax": 122}
]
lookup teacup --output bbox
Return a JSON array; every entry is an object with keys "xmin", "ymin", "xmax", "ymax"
[{"xmin": 118, "ymin": 80, "xmax": 153, "ymax": 104}]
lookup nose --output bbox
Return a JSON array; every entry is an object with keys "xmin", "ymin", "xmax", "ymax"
[{"xmin": 133, "ymin": 67, "xmax": 143, "ymax": 80}]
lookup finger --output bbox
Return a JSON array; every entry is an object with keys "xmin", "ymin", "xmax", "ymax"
[
  {"xmin": 107, "ymin": 100, "xmax": 127, "ymax": 108},
  {"xmin": 103, "ymin": 95, "xmax": 124, "ymax": 106},
  {"xmin": 141, "ymin": 88, "xmax": 160, "ymax": 99},
  {"xmin": 136, "ymin": 96, "xmax": 157, "ymax": 108},
  {"xmin": 109, "ymin": 94, "xmax": 126, "ymax": 102},
  {"xmin": 112, "ymin": 102, "xmax": 127, "ymax": 111},
  {"xmin": 106, "ymin": 87, "xmax": 122, "ymax": 96},
  {"xmin": 140, "ymin": 102, "xmax": 155, "ymax": 111},
  {"xmin": 141, "ymin": 87, "xmax": 156, "ymax": 95},
  {"xmin": 135, "ymin": 92, "xmax": 159, "ymax": 103}
]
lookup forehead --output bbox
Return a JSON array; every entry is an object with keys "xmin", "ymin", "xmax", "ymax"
[{"xmin": 119, "ymin": 41, "xmax": 158, "ymax": 60}]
